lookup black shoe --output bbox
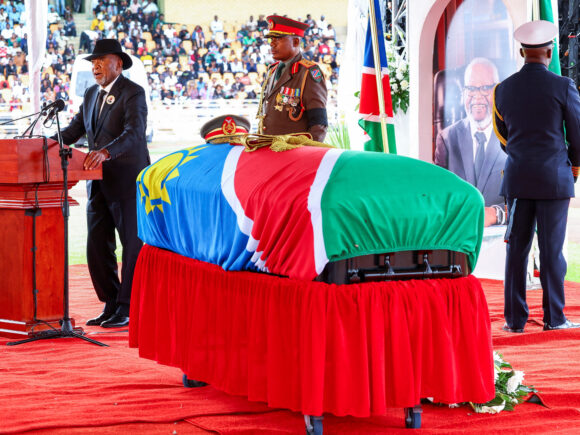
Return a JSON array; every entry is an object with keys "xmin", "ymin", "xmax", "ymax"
[
  {"xmin": 502, "ymin": 323, "xmax": 524, "ymax": 333},
  {"xmin": 86, "ymin": 311, "xmax": 115, "ymax": 326},
  {"xmin": 543, "ymin": 319, "xmax": 580, "ymax": 331},
  {"xmin": 100, "ymin": 313, "xmax": 129, "ymax": 328}
]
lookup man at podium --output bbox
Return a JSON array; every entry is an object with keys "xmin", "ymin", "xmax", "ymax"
[{"xmin": 55, "ymin": 39, "xmax": 150, "ymax": 328}]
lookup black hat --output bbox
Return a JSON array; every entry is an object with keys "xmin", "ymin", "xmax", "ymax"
[
  {"xmin": 200, "ymin": 115, "xmax": 250, "ymax": 143},
  {"xmin": 85, "ymin": 39, "xmax": 133, "ymax": 70}
]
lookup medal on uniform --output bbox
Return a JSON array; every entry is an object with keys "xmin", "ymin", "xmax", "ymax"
[{"xmin": 275, "ymin": 93, "xmax": 283, "ymax": 110}]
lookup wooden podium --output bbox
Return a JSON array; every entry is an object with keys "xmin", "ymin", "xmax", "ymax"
[{"xmin": 0, "ymin": 138, "xmax": 101, "ymax": 338}]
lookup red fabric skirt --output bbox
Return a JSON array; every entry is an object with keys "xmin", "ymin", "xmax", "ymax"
[{"xmin": 129, "ymin": 244, "xmax": 494, "ymax": 417}]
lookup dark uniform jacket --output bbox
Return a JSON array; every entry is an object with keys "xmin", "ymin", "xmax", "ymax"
[
  {"xmin": 493, "ymin": 63, "xmax": 580, "ymax": 199},
  {"xmin": 59, "ymin": 74, "xmax": 150, "ymax": 201},
  {"xmin": 258, "ymin": 52, "xmax": 328, "ymax": 142}
]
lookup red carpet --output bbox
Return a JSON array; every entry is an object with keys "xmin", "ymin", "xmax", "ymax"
[{"xmin": 1, "ymin": 265, "xmax": 580, "ymax": 433}]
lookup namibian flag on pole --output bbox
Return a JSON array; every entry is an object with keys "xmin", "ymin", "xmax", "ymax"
[
  {"xmin": 358, "ymin": 0, "xmax": 397, "ymax": 154},
  {"xmin": 537, "ymin": 0, "xmax": 561, "ymax": 74}
]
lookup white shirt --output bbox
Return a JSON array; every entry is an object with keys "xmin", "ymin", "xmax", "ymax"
[
  {"xmin": 469, "ymin": 117, "xmax": 492, "ymax": 162},
  {"xmin": 97, "ymin": 74, "xmax": 120, "ymax": 115},
  {"xmin": 210, "ymin": 19, "xmax": 223, "ymax": 34}
]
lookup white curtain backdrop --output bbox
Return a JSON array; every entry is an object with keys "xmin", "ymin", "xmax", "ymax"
[
  {"xmin": 336, "ymin": 0, "xmax": 368, "ymax": 150},
  {"xmin": 25, "ymin": 0, "xmax": 47, "ymax": 134}
]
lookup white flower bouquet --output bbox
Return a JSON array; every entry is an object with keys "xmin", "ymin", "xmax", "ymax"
[
  {"xmin": 385, "ymin": 42, "xmax": 409, "ymax": 114},
  {"xmin": 470, "ymin": 351, "xmax": 536, "ymax": 413}
]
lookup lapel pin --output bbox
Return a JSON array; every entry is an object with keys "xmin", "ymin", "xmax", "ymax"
[{"xmin": 106, "ymin": 95, "xmax": 115, "ymax": 104}]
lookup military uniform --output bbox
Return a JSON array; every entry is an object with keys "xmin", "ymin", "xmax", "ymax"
[
  {"xmin": 258, "ymin": 53, "xmax": 328, "ymax": 141},
  {"xmin": 257, "ymin": 15, "xmax": 328, "ymax": 142},
  {"xmin": 492, "ymin": 21, "xmax": 580, "ymax": 331}
]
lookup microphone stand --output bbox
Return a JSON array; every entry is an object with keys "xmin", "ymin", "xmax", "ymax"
[{"xmin": 8, "ymin": 109, "xmax": 107, "ymax": 347}]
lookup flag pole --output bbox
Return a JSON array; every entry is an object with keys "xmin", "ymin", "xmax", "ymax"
[
  {"xmin": 368, "ymin": 0, "xmax": 390, "ymax": 153},
  {"xmin": 532, "ymin": 0, "xmax": 539, "ymax": 20}
]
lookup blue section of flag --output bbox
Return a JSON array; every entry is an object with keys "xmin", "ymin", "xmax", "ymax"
[
  {"xmin": 137, "ymin": 144, "xmax": 256, "ymax": 271},
  {"xmin": 363, "ymin": 0, "xmax": 388, "ymax": 70}
]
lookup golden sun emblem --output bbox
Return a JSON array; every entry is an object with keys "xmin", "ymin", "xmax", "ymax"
[
  {"xmin": 137, "ymin": 145, "xmax": 207, "ymax": 214},
  {"xmin": 222, "ymin": 117, "xmax": 236, "ymax": 135}
]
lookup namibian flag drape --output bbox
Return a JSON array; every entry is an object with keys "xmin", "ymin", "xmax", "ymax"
[
  {"xmin": 358, "ymin": 0, "xmax": 397, "ymax": 154},
  {"xmin": 136, "ymin": 144, "xmax": 484, "ymax": 281}
]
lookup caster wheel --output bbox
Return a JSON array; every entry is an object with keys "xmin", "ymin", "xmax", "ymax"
[
  {"xmin": 182, "ymin": 373, "xmax": 208, "ymax": 388},
  {"xmin": 404, "ymin": 405, "xmax": 422, "ymax": 429},
  {"xmin": 304, "ymin": 415, "xmax": 323, "ymax": 435}
]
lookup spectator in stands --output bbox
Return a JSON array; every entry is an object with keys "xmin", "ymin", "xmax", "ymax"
[
  {"xmin": 177, "ymin": 64, "xmax": 193, "ymax": 86},
  {"xmin": 129, "ymin": 0, "xmax": 140, "ymax": 18},
  {"xmin": 91, "ymin": 13, "xmax": 105, "ymax": 32},
  {"xmin": 246, "ymin": 58, "xmax": 257, "ymax": 73},
  {"xmin": 245, "ymin": 15, "xmax": 257, "ymax": 32},
  {"xmin": 211, "ymin": 83, "xmax": 225, "ymax": 99},
  {"xmin": 9, "ymin": 94, "xmax": 22, "ymax": 111},
  {"xmin": 322, "ymin": 24, "xmax": 336, "ymax": 40},
  {"xmin": 221, "ymin": 32, "xmax": 232, "ymax": 48},
  {"xmin": 9, "ymin": 8, "xmax": 340, "ymax": 114},
  {"xmin": 230, "ymin": 57, "xmax": 245, "ymax": 74},
  {"xmin": 207, "ymin": 58, "xmax": 223, "ymax": 74},
  {"xmin": 53, "ymin": 0, "xmax": 66, "ymax": 16},
  {"xmin": 257, "ymin": 15, "xmax": 268, "ymax": 31},
  {"xmin": 19, "ymin": 32, "xmax": 27, "ymax": 54},
  {"xmin": 1, "ymin": 22, "xmax": 13, "ymax": 40},
  {"xmin": 8, "ymin": 5, "xmax": 20, "ymax": 26},
  {"xmin": 142, "ymin": 0, "xmax": 159, "ymax": 15},
  {"xmin": 231, "ymin": 75, "xmax": 245, "ymax": 93},
  {"xmin": 192, "ymin": 25, "xmax": 205, "ymax": 48},
  {"xmin": 64, "ymin": 15, "xmax": 77, "ymax": 37},
  {"xmin": 1, "ymin": 57, "xmax": 16, "ymax": 76},
  {"xmin": 0, "ymin": 7, "xmax": 9, "ymax": 30},
  {"xmin": 178, "ymin": 24, "xmax": 189, "ymax": 40},
  {"xmin": 193, "ymin": 57, "xmax": 206, "ymax": 75},
  {"xmin": 210, "ymin": 15, "xmax": 223, "ymax": 39}
]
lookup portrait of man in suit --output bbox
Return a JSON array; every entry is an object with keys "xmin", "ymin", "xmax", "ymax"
[
  {"xmin": 434, "ymin": 57, "xmax": 507, "ymax": 227},
  {"xmin": 57, "ymin": 39, "xmax": 150, "ymax": 328}
]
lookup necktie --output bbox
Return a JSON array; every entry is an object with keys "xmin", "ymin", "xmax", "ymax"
[
  {"xmin": 274, "ymin": 62, "xmax": 285, "ymax": 81},
  {"xmin": 474, "ymin": 131, "xmax": 486, "ymax": 183},
  {"xmin": 93, "ymin": 89, "xmax": 107, "ymax": 128}
]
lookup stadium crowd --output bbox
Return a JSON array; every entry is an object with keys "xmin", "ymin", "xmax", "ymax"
[{"xmin": 0, "ymin": 0, "xmax": 342, "ymax": 112}]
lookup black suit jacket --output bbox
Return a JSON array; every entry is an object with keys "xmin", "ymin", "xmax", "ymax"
[
  {"xmin": 60, "ymin": 74, "xmax": 150, "ymax": 201},
  {"xmin": 434, "ymin": 118, "xmax": 506, "ymax": 207}
]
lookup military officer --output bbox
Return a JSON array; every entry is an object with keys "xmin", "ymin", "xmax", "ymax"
[
  {"xmin": 257, "ymin": 15, "xmax": 328, "ymax": 142},
  {"xmin": 493, "ymin": 20, "xmax": 580, "ymax": 332}
]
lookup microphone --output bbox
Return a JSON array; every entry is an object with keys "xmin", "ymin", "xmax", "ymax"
[{"xmin": 43, "ymin": 99, "xmax": 66, "ymax": 126}]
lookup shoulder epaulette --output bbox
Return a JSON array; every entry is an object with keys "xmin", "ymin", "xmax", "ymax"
[
  {"xmin": 292, "ymin": 59, "xmax": 317, "ymax": 75},
  {"xmin": 298, "ymin": 59, "xmax": 317, "ymax": 68}
]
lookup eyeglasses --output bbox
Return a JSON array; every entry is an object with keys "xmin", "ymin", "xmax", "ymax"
[{"xmin": 464, "ymin": 84, "xmax": 496, "ymax": 96}]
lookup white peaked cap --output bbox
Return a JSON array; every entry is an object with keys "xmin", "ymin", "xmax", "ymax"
[{"xmin": 514, "ymin": 20, "xmax": 558, "ymax": 48}]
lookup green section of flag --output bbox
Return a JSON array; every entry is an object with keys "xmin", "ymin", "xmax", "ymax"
[
  {"xmin": 320, "ymin": 151, "xmax": 484, "ymax": 271},
  {"xmin": 539, "ymin": 0, "xmax": 561, "ymax": 75},
  {"xmin": 359, "ymin": 119, "xmax": 397, "ymax": 154}
]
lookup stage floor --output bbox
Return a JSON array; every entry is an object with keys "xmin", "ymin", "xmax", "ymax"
[{"xmin": 1, "ymin": 265, "xmax": 580, "ymax": 433}]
